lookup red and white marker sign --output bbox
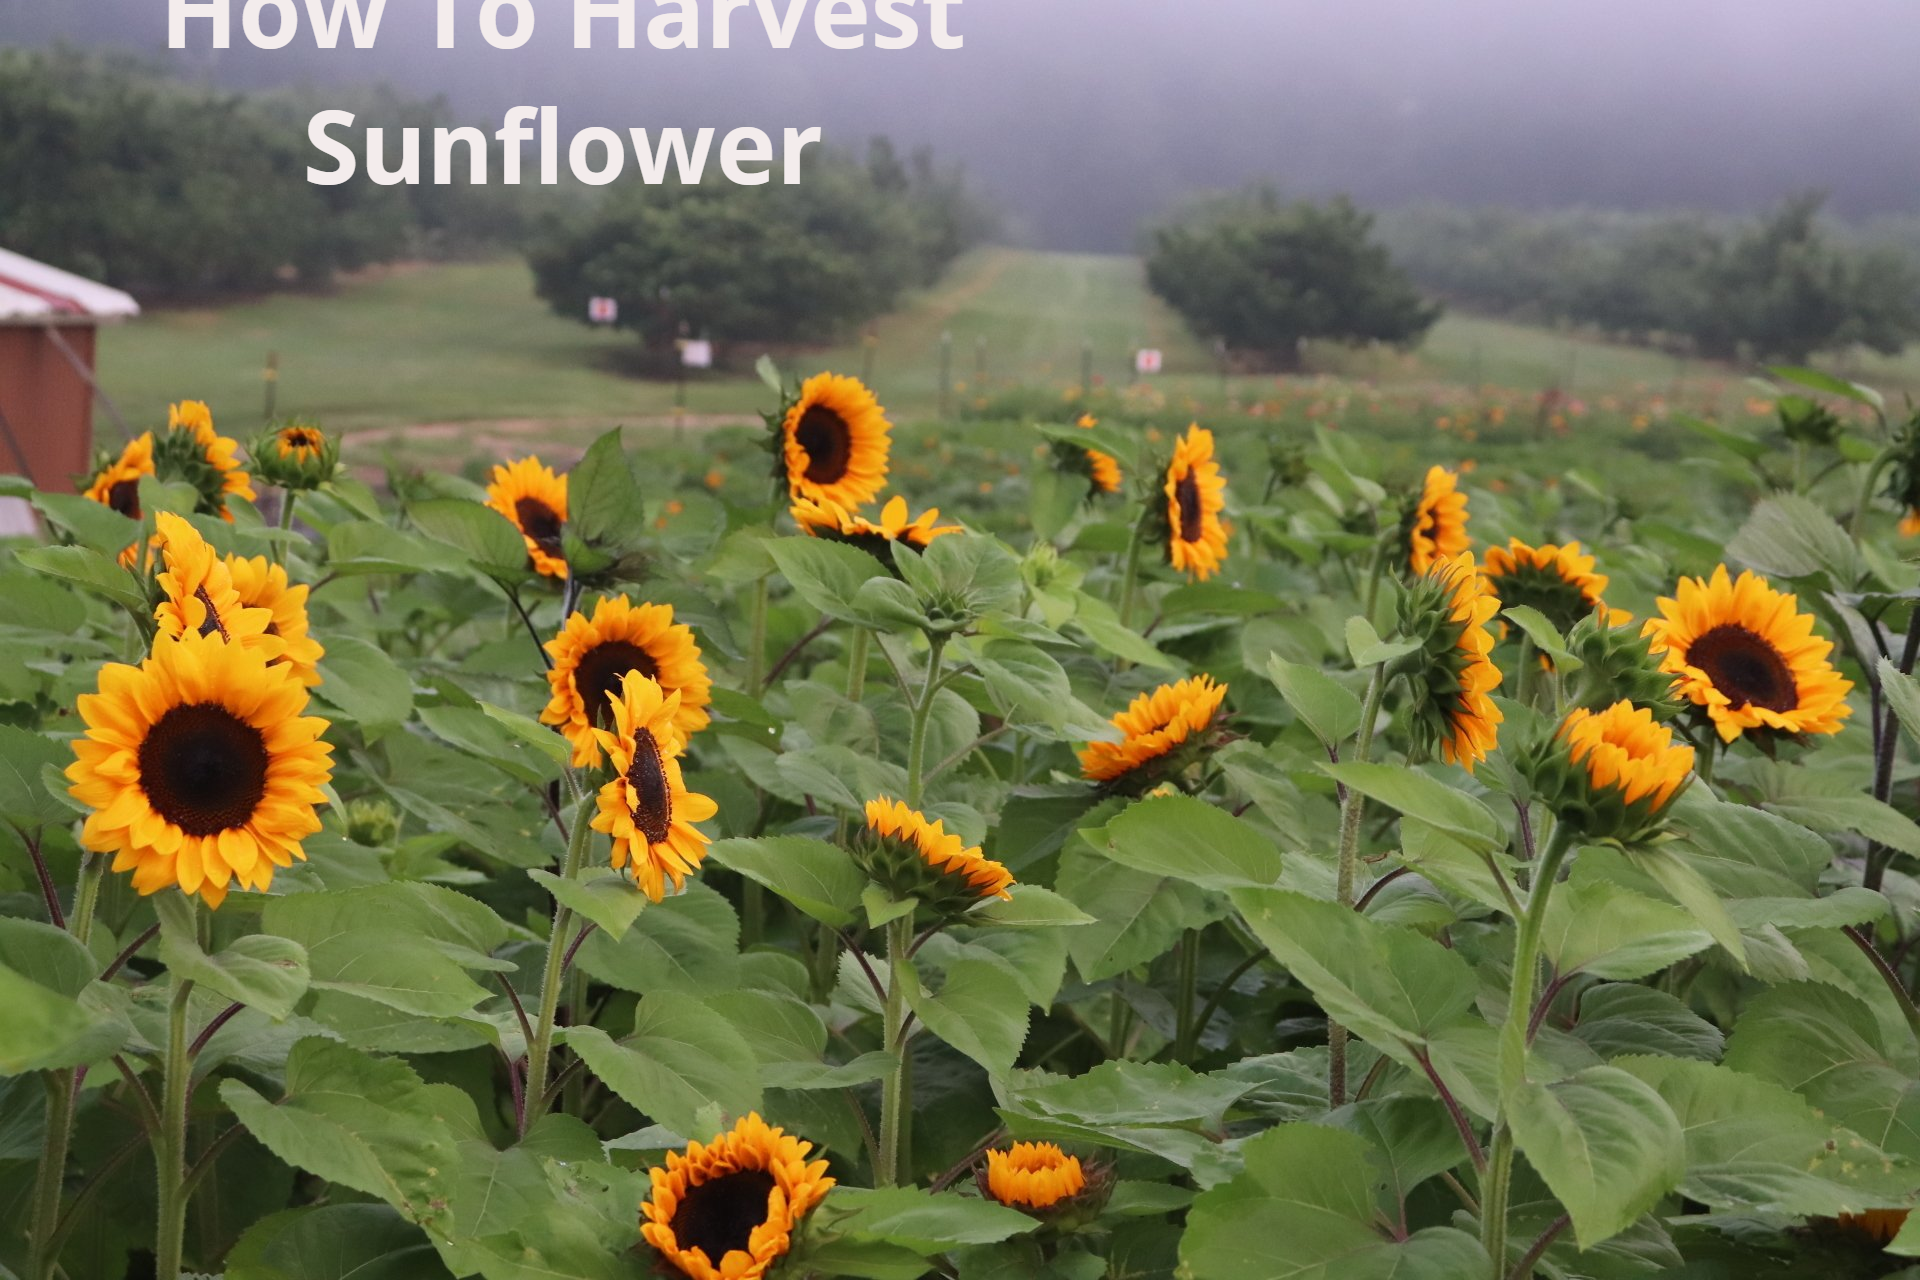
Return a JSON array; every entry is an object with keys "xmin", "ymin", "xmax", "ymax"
[
  {"xmin": 588, "ymin": 297, "xmax": 619, "ymax": 325},
  {"xmin": 680, "ymin": 339, "xmax": 714, "ymax": 369},
  {"xmin": 1135, "ymin": 348, "xmax": 1164, "ymax": 375}
]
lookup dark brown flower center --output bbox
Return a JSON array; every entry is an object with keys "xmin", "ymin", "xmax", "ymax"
[
  {"xmin": 671, "ymin": 1169, "xmax": 776, "ymax": 1264},
  {"xmin": 1175, "ymin": 471, "xmax": 1204, "ymax": 543},
  {"xmin": 1687, "ymin": 624, "xmax": 1798, "ymax": 713},
  {"xmin": 281, "ymin": 428, "xmax": 323, "ymax": 453},
  {"xmin": 627, "ymin": 727, "xmax": 673, "ymax": 845},
  {"xmin": 795, "ymin": 406, "xmax": 853, "ymax": 485},
  {"xmin": 107, "ymin": 478, "xmax": 141, "ymax": 519},
  {"xmin": 513, "ymin": 497, "xmax": 565, "ymax": 557},
  {"xmin": 574, "ymin": 641, "xmax": 660, "ymax": 730},
  {"xmin": 138, "ymin": 703, "xmax": 269, "ymax": 836}
]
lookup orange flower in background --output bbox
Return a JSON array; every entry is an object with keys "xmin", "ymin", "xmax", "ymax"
[
  {"xmin": 83, "ymin": 432, "xmax": 155, "ymax": 521},
  {"xmin": 641, "ymin": 1113, "xmax": 834, "ymax": 1280},
  {"xmin": 485, "ymin": 456, "xmax": 569, "ymax": 579},
  {"xmin": 1076, "ymin": 413, "xmax": 1123, "ymax": 494}
]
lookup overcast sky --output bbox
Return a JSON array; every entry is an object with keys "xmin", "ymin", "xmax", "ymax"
[{"xmin": 6, "ymin": 0, "xmax": 1918, "ymax": 248}]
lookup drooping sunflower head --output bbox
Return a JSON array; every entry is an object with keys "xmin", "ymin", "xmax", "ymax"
[
  {"xmin": 858, "ymin": 797, "xmax": 1014, "ymax": 917},
  {"xmin": 778, "ymin": 373, "xmax": 891, "ymax": 510},
  {"xmin": 1159, "ymin": 425, "xmax": 1229, "ymax": 581},
  {"xmin": 640, "ymin": 1112, "xmax": 835, "ymax": 1280},
  {"xmin": 157, "ymin": 401, "xmax": 255, "ymax": 517},
  {"xmin": 1052, "ymin": 413, "xmax": 1123, "ymax": 496},
  {"xmin": 249, "ymin": 419, "xmax": 339, "ymax": 492},
  {"xmin": 983, "ymin": 1143, "xmax": 1105, "ymax": 1220},
  {"xmin": 790, "ymin": 494, "xmax": 961, "ymax": 569},
  {"xmin": 1641, "ymin": 565, "xmax": 1853, "ymax": 744},
  {"xmin": 152, "ymin": 513, "xmax": 282, "ymax": 659},
  {"xmin": 588, "ymin": 672, "xmax": 718, "ymax": 902},
  {"xmin": 543, "ymin": 595, "xmax": 712, "ymax": 768},
  {"xmin": 66, "ymin": 629, "xmax": 333, "ymax": 910},
  {"xmin": 1077, "ymin": 674, "xmax": 1230, "ymax": 795},
  {"xmin": 1396, "ymin": 551, "xmax": 1504, "ymax": 771},
  {"xmin": 1403, "ymin": 465, "xmax": 1471, "ymax": 576},
  {"xmin": 1834, "ymin": 1209, "xmax": 1910, "ymax": 1246},
  {"xmin": 1481, "ymin": 538, "xmax": 1613, "ymax": 632},
  {"xmin": 82, "ymin": 432, "xmax": 156, "ymax": 521},
  {"xmin": 1526, "ymin": 700, "xmax": 1693, "ymax": 844},
  {"xmin": 485, "ymin": 456, "xmax": 570, "ymax": 580},
  {"xmin": 225, "ymin": 552, "xmax": 325, "ymax": 687}
]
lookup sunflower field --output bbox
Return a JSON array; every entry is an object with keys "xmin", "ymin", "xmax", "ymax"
[{"xmin": 7, "ymin": 359, "xmax": 1920, "ymax": 1280}]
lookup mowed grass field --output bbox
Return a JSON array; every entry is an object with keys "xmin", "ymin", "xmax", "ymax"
[{"xmin": 94, "ymin": 247, "xmax": 1920, "ymax": 464}]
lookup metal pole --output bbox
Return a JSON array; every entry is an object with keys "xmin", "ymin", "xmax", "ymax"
[
  {"xmin": 860, "ymin": 329, "xmax": 877, "ymax": 387},
  {"xmin": 263, "ymin": 351, "xmax": 280, "ymax": 422},
  {"xmin": 41, "ymin": 324, "xmax": 132, "ymax": 444},
  {"xmin": 1080, "ymin": 339, "xmax": 1093, "ymax": 399}
]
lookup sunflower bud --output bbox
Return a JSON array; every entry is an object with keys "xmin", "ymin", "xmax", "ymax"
[
  {"xmin": 1523, "ymin": 701, "xmax": 1693, "ymax": 845},
  {"xmin": 854, "ymin": 798, "xmax": 1015, "ymax": 922},
  {"xmin": 249, "ymin": 419, "xmax": 339, "ymax": 492},
  {"xmin": 344, "ymin": 797, "xmax": 399, "ymax": 846},
  {"xmin": 976, "ymin": 1143, "xmax": 1113, "ymax": 1230},
  {"xmin": 1777, "ymin": 395, "xmax": 1844, "ymax": 448},
  {"xmin": 1562, "ymin": 606, "xmax": 1679, "ymax": 716},
  {"xmin": 1393, "ymin": 552, "xmax": 1503, "ymax": 771},
  {"xmin": 1884, "ymin": 407, "xmax": 1920, "ymax": 534}
]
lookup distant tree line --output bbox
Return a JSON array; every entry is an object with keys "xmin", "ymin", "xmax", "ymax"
[
  {"xmin": 527, "ymin": 138, "xmax": 996, "ymax": 355},
  {"xmin": 0, "ymin": 48, "xmax": 536, "ymax": 299},
  {"xmin": 1145, "ymin": 187, "xmax": 1441, "ymax": 368},
  {"xmin": 1376, "ymin": 196, "xmax": 1920, "ymax": 363}
]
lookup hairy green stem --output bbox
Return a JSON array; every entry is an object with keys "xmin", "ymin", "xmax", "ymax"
[
  {"xmin": 876, "ymin": 916, "xmax": 914, "ymax": 1185},
  {"xmin": 845, "ymin": 628, "xmax": 871, "ymax": 702},
  {"xmin": 523, "ymin": 796, "xmax": 595, "ymax": 1132},
  {"xmin": 1852, "ymin": 447, "xmax": 1898, "ymax": 542},
  {"xmin": 1117, "ymin": 514, "xmax": 1148, "ymax": 632},
  {"xmin": 747, "ymin": 574, "xmax": 771, "ymax": 694},
  {"xmin": 904, "ymin": 638, "xmax": 948, "ymax": 809},
  {"xmin": 1328, "ymin": 664, "xmax": 1388, "ymax": 1106},
  {"xmin": 1481, "ymin": 825, "xmax": 1575, "ymax": 1275},
  {"xmin": 154, "ymin": 975, "xmax": 196, "ymax": 1280},
  {"xmin": 1173, "ymin": 928, "xmax": 1201, "ymax": 1062}
]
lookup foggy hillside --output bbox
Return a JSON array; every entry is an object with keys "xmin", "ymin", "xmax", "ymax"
[{"xmin": 5, "ymin": 0, "xmax": 1918, "ymax": 249}]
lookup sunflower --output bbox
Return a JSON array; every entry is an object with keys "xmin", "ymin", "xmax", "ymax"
[
  {"xmin": 485, "ymin": 456, "xmax": 569, "ymax": 580},
  {"xmin": 152, "ymin": 513, "xmax": 280, "ymax": 658},
  {"xmin": 789, "ymin": 494, "xmax": 961, "ymax": 563},
  {"xmin": 543, "ymin": 596, "xmax": 712, "ymax": 768},
  {"xmin": 1481, "ymin": 538, "xmax": 1617, "ymax": 631},
  {"xmin": 780, "ymin": 373, "xmax": 891, "ymax": 510},
  {"xmin": 640, "ymin": 1113, "xmax": 834, "ymax": 1280},
  {"xmin": 860, "ymin": 797, "xmax": 1015, "ymax": 910},
  {"xmin": 589, "ymin": 672, "xmax": 718, "ymax": 902},
  {"xmin": 275, "ymin": 423, "xmax": 327, "ymax": 465},
  {"xmin": 65, "ymin": 630, "xmax": 333, "ymax": 910},
  {"xmin": 1641, "ymin": 565, "xmax": 1853, "ymax": 743},
  {"xmin": 226, "ymin": 553, "xmax": 326, "ymax": 687},
  {"xmin": 1903, "ymin": 511, "xmax": 1920, "ymax": 538},
  {"xmin": 1836, "ymin": 1210, "xmax": 1909, "ymax": 1245},
  {"xmin": 1078, "ymin": 674, "xmax": 1229, "ymax": 791},
  {"xmin": 167, "ymin": 400, "xmax": 256, "ymax": 515},
  {"xmin": 82, "ymin": 432, "xmax": 155, "ymax": 521},
  {"xmin": 1076, "ymin": 414, "xmax": 1123, "ymax": 494},
  {"xmin": 1398, "ymin": 551, "xmax": 1503, "ymax": 771},
  {"xmin": 1540, "ymin": 701, "xmax": 1693, "ymax": 842},
  {"xmin": 1407, "ymin": 465, "xmax": 1470, "ymax": 575},
  {"xmin": 1162, "ymin": 425, "xmax": 1229, "ymax": 581},
  {"xmin": 983, "ymin": 1143, "xmax": 1086, "ymax": 1211}
]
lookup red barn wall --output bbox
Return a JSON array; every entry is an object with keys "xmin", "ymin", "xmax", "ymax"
[{"xmin": 0, "ymin": 325, "xmax": 97, "ymax": 492}]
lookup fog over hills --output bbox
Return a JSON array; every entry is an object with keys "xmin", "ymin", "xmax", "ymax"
[{"xmin": 5, "ymin": 0, "xmax": 1918, "ymax": 248}]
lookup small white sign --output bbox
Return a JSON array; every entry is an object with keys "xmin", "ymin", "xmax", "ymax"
[
  {"xmin": 1135, "ymin": 348, "xmax": 1164, "ymax": 375},
  {"xmin": 588, "ymin": 297, "xmax": 619, "ymax": 325},
  {"xmin": 680, "ymin": 339, "xmax": 714, "ymax": 369}
]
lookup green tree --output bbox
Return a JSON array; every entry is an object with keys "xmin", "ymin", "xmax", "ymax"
[{"xmin": 1146, "ymin": 187, "xmax": 1440, "ymax": 368}]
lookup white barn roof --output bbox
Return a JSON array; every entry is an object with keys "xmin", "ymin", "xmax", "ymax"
[{"xmin": 0, "ymin": 248, "xmax": 139, "ymax": 325}]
